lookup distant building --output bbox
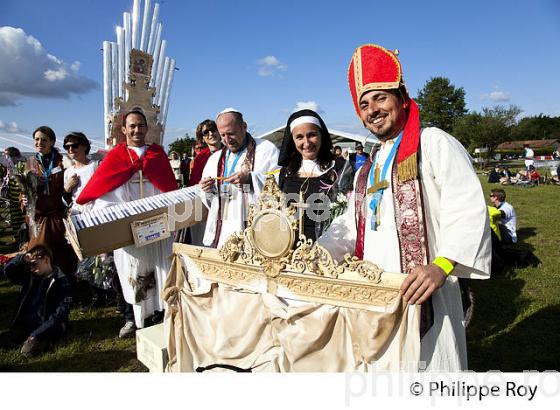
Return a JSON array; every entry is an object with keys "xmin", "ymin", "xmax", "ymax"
[{"xmin": 497, "ymin": 139, "xmax": 560, "ymax": 152}]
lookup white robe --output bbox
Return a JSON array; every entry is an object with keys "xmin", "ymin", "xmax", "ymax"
[
  {"xmin": 63, "ymin": 161, "xmax": 98, "ymax": 214},
  {"xmin": 317, "ymin": 127, "xmax": 492, "ymax": 371},
  {"xmin": 92, "ymin": 146, "xmax": 173, "ymax": 328},
  {"xmin": 201, "ymin": 137, "xmax": 279, "ymax": 248}
]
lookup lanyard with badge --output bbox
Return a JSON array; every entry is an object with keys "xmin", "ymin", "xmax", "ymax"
[
  {"xmin": 36, "ymin": 152, "xmax": 54, "ymax": 195},
  {"xmin": 367, "ymin": 133, "xmax": 402, "ymax": 230},
  {"xmin": 221, "ymin": 142, "xmax": 247, "ymax": 199}
]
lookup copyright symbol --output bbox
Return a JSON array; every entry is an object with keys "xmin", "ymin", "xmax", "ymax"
[{"xmin": 410, "ymin": 382, "xmax": 423, "ymax": 396}]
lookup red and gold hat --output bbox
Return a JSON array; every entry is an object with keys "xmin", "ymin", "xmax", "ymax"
[
  {"xmin": 348, "ymin": 44, "xmax": 405, "ymax": 116},
  {"xmin": 348, "ymin": 43, "xmax": 419, "ymax": 182}
]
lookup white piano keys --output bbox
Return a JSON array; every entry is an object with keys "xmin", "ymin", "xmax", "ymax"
[{"xmin": 72, "ymin": 186, "xmax": 201, "ymax": 231}]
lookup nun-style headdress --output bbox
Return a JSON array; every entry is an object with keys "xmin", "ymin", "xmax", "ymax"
[{"xmin": 278, "ymin": 109, "xmax": 333, "ymax": 167}]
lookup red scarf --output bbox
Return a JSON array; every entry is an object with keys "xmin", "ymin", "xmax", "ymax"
[
  {"xmin": 76, "ymin": 143, "xmax": 177, "ymax": 205},
  {"xmin": 396, "ymin": 99, "xmax": 420, "ymax": 182},
  {"xmin": 188, "ymin": 147, "xmax": 212, "ymax": 186}
]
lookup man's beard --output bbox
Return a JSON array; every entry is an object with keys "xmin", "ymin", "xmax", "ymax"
[{"xmin": 368, "ymin": 125, "xmax": 397, "ymax": 141}]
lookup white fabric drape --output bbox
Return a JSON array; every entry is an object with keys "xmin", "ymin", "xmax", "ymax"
[{"xmin": 163, "ymin": 253, "xmax": 421, "ymax": 372}]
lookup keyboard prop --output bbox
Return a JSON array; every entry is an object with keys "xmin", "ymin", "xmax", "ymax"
[{"xmin": 65, "ymin": 186, "xmax": 207, "ymax": 258}]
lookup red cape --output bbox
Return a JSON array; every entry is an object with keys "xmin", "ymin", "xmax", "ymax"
[
  {"xmin": 188, "ymin": 147, "xmax": 212, "ymax": 186},
  {"xmin": 76, "ymin": 143, "xmax": 177, "ymax": 205}
]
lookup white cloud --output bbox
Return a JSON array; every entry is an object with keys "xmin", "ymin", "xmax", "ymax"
[
  {"xmin": 0, "ymin": 26, "xmax": 97, "ymax": 106},
  {"xmin": 256, "ymin": 55, "xmax": 287, "ymax": 77},
  {"xmin": 481, "ymin": 90, "xmax": 510, "ymax": 102},
  {"xmin": 44, "ymin": 67, "xmax": 68, "ymax": 81},
  {"xmin": 0, "ymin": 120, "xmax": 23, "ymax": 133},
  {"xmin": 293, "ymin": 101, "xmax": 323, "ymax": 113}
]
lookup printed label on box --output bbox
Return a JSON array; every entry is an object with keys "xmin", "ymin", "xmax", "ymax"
[{"xmin": 131, "ymin": 213, "xmax": 171, "ymax": 247}]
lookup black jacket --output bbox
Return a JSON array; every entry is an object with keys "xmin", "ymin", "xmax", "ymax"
[{"xmin": 3, "ymin": 254, "xmax": 73, "ymax": 340}]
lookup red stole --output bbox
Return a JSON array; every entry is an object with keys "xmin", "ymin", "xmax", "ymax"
[
  {"xmin": 76, "ymin": 143, "xmax": 177, "ymax": 205},
  {"xmin": 211, "ymin": 135, "xmax": 257, "ymax": 248}
]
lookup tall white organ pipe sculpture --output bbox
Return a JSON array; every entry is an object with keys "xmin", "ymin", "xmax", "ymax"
[{"xmin": 102, "ymin": 0, "xmax": 176, "ymax": 148}]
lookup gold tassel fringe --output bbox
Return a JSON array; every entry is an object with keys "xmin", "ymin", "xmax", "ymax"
[{"xmin": 397, "ymin": 153, "xmax": 418, "ymax": 183}]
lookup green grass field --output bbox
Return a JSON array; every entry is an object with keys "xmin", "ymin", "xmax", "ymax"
[
  {"xmin": 467, "ymin": 177, "xmax": 560, "ymax": 371},
  {"xmin": 0, "ymin": 175, "xmax": 558, "ymax": 371},
  {"xmin": 0, "ymin": 281, "xmax": 145, "ymax": 371}
]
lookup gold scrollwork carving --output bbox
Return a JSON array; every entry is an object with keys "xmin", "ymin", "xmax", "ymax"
[
  {"xmin": 217, "ymin": 175, "xmax": 387, "ymax": 286},
  {"xmin": 341, "ymin": 254, "xmax": 383, "ymax": 283}
]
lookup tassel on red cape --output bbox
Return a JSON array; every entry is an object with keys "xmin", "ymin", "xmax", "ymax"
[
  {"xmin": 396, "ymin": 99, "xmax": 421, "ymax": 182},
  {"xmin": 76, "ymin": 143, "xmax": 177, "ymax": 205}
]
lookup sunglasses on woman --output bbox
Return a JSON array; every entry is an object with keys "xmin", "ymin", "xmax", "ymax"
[{"xmin": 63, "ymin": 143, "xmax": 81, "ymax": 150}]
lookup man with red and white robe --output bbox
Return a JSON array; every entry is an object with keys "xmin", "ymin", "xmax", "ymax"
[
  {"xmin": 317, "ymin": 44, "xmax": 491, "ymax": 371},
  {"xmin": 77, "ymin": 110, "xmax": 177, "ymax": 336}
]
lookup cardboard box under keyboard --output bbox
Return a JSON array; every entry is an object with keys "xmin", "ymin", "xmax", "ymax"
[{"xmin": 66, "ymin": 194, "xmax": 207, "ymax": 258}]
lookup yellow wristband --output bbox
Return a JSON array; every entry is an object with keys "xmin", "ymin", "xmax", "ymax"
[{"xmin": 432, "ymin": 256, "xmax": 454, "ymax": 276}]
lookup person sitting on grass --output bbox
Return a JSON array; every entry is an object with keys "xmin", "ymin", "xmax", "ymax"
[
  {"xmin": 487, "ymin": 166, "xmax": 502, "ymax": 183},
  {"xmin": 489, "ymin": 188, "xmax": 517, "ymax": 244},
  {"xmin": 552, "ymin": 165, "xmax": 560, "ymax": 185},
  {"xmin": 0, "ymin": 244, "xmax": 72, "ymax": 357},
  {"xmin": 528, "ymin": 166, "xmax": 541, "ymax": 186}
]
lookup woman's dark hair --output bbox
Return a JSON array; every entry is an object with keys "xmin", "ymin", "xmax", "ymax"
[
  {"xmin": 279, "ymin": 109, "xmax": 334, "ymax": 175},
  {"xmin": 5, "ymin": 147, "xmax": 21, "ymax": 158},
  {"xmin": 27, "ymin": 244, "xmax": 53, "ymax": 262},
  {"xmin": 32, "ymin": 125, "xmax": 59, "ymax": 155},
  {"xmin": 33, "ymin": 125, "xmax": 56, "ymax": 142},
  {"xmin": 64, "ymin": 132, "xmax": 91, "ymax": 155},
  {"xmin": 195, "ymin": 119, "xmax": 217, "ymax": 142}
]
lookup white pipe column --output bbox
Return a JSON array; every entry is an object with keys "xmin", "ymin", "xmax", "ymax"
[
  {"xmin": 123, "ymin": 12, "xmax": 131, "ymax": 84},
  {"xmin": 161, "ymin": 59, "xmax": 176, "ymax": 136},
  {"xmin": 150, "ymin": 24, "xmax": 162, "ymax": 87},
  {"xmin": 147, "ymin": 2, "xmax": 159, "ymax": 55},
  {"xmin": 116, "ymin": 26, "xmax": 125, "ymax": 99},
  {"xmin": 156, "ymin": 55, "xmax": 169, "ymax": 106},
  {"xmin": 111, "ymin": 42, "xmax": 119, "ymax": 106},
  {"xmin": 102, "ymin": 41, "xmax": 112, "ymax": 143},
  {"xmin": 154, "ymin": 40, "xmax": 167, "ymax": 98},
  {"xmin": 140, "ymin": 0, "xmax": 151, "ymax": 51},
  {"xmin": 131, "ymin": 0, "xmax": 140, "ymax": 50}
]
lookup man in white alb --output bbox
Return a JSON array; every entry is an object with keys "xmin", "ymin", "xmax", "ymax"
[
  {"xmin": 199, "ymin": 108, "xmax": 279, "ymax": 248},
  {"xmin": 317, "ymin": 44, "xmax": 492, "ymax": 371},
  {"xmin": 77, "ymin": 110, "xmax": 178, "ymax": 337}
]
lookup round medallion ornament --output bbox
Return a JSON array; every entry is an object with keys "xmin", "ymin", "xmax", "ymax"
[{"xmin": 250, "ymin": 209, "xmax": 294, "ymax": 258}]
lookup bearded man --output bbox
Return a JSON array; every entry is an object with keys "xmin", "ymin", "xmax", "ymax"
[{"xmin": 317, "ymin": 44, "xmax": 491, "ymax": 371}]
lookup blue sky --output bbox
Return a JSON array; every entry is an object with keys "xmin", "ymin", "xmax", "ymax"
[{"xmin": 1, "ymin": 0, "xmax": 559, "ymax": 150}]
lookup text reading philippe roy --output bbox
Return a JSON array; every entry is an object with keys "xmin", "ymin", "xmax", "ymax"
[{"xmin": 425, "ymin": 380, "xmax": 537, "ymax": 401}]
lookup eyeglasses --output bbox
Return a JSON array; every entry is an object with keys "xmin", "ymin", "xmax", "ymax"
[
  {"xmin": 63, "ymin": 143, "xmax": 81, "ymax": 150},
  {"xmin": 202, "ymin": 128, "xmax": 218, "ymax": 136}
]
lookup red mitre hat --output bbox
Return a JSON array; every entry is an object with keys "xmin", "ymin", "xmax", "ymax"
[{"xmin": 348, "ymin": 44, "xmax": 420, "ymax": 182}]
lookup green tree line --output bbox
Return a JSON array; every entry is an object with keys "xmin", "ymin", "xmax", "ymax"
[{"xmin": 415, "ymin": 76, "xmax": 560, "ymax": 158}]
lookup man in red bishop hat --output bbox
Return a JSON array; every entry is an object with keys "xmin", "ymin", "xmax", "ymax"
[
  {"xmin": 317, "ymin": 44, "xmax": 491, "ymax": 371},
  {"xmin": 76, "ymin": 110, "xmax": 177, "ymax": 338}
]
